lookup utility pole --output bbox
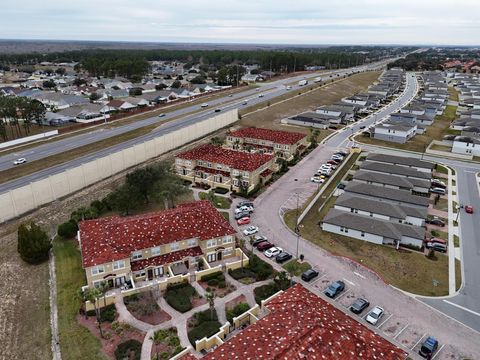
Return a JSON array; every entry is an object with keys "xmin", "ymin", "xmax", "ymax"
[
  {"xmin": 293, "ymin": 57, "xmax": 296, "ymax": 73},
  {"xmin": 295, "ymin": 192, "xmax": 300, "ymax": 259}
]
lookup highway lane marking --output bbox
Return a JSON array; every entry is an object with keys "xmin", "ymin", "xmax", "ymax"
[
  {"xmin": 431, "ymin": 344, "xmax": 445, "ymax": 360},
  {"xmin": 411, "ymin": 333, "xmax": 427, "ymax": 350},
  {"xmin": 393, "ymin": 324, "xmax": 409, "ymax": 339},
  {"xmin": 443, "ymin": 300, "xmax": 480, "ymax": 317},
  {"xmin": 343, "ymin": 278, "xmax": 356, "ymax": 286},
  {"xmin": 377, "ymin": 314, "xmax": 393, "ymax": 329},
  {"xmin": 353, "ymin": 271, "xmax": 366, "ymax": 279}
]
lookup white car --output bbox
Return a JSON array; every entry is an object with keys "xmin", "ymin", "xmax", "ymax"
[
  {"xmin": 331, "ymin": 155, "xmax": 344, "ymax": 161},
  {"xmin": 13, "ymin": 158, "xmax": 27, "ymax": 165},
  {"xmin": 286, "ymin": 86, "xmax": 292, "ymax": 90},
  {"xmin": 243, "ymin": 226, "xmax": 259, "ymax": 236},
  {"xmin": 264, "ymin": 246, "xmax": 283, "ymax": 258},
  {"xmin": 242, "ymin": 100, "xmax": 248, "ymax": 105},
  {"xmin": 258, "ymin": 94, "xmax": 264, "ymax": 98},
  {"xmin": 311, "ymin": 175, "xmax": 325, "ymax": 183},
  {"xmin": 235, "ymin": 205, "xmax": 254, "ymax": 214},
  {"xmin": 366, "ymin": 306, "xmax": 384, "ymax": 326},
  {"xmin": 201, "ymin": 103, "xmax": 209, "ymax": 108}
]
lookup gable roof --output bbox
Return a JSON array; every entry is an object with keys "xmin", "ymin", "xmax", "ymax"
[
  {"xmin": 366, "ymin": 153, "xmax": 435, "ymax": 170},
  {"xmin": 177, "ymin": 144, "xmax": 273, "ymax": 172},
  {"xmin": 205, "ymin": 284, "xmax": 407, "ymax": 360},
  {"xmin": 78, "ymin": 201, "xmax": 236, "ymax": 268},
  {"xmin": 361, "ymin": 162, "xmax": 431, "ymax": 180},
  {"xmin": 228, "ymin": 127, "xmax": 306, "ymax": 145}
]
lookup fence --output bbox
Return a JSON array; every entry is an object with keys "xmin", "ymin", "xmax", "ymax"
[
  {"xmin": 0, "ymin": 130, "xmax": 58, "ymax": 149},
  {"xmin": 0, "ymin": 109, "xmax": 238, "ymax": 223}
]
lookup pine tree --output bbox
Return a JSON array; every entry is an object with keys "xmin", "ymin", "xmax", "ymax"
[{"xmin": 17, "ymin": 222, "xmax": 51, "ymax": 264}]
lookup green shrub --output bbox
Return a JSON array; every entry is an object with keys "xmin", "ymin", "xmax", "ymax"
[
  {"xmin": 201, "ymin": 271, "xmax": 223, "ymax": 282},
  {"xmin": 214, "ymin": 187, "xmax": 229, "ymax": 194},
  {"xmin": 192, "ymin": 309, "xmax": 218, "ymax": 325},
  {"xmin": 207, "ymin": 279, "xmax": 219, "ymax": 286},
  {"xmin": 228, "ymin": 268, "xmax": 257, "ymax": 280},
  {"xmin": 57, "ymin": 220, "xmax": 78, "ymax": 239},
  {"xmin": 100, "ymin": 304, "xmax": 116, "ymax": 322},
  {"xmin": 188, "ymin": 321, "xmax": 221, "ymax": 346},
  {"xmin": 254, "ymin": 283, "xmax": 280, "ymax": 304},
  {"xmin": 226, "ymin": 302, "xmax": 250, "ymax": 323},
  {"xmin": 218, "ymin": 280, "xmax": 226, "ymax": 288},
  {"xmin": 164, "ymin": 282, "xmax": 196, "ymax": 313},
  {"xmin": 114, "ymin": 339, "xmax": 142, "ymax": 360},
  {"xmin": 17, "ymin": 222, "xmax": 51, "ymax": 265},
  {"xmin": 167, "ymin": 336, "xmax": 180, "ymax": 347}
]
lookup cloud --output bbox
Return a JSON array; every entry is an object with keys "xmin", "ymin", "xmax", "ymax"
[{"xmin": 1, "ymin": 0, "xmax": 479, "ymax": 45}]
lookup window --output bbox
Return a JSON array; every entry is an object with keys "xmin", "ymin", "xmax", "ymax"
[
  {"xmin": 214, "ymin": 175, "xmax": 222, "ymax": 183},
  {"xmin": 153, "ymin": 267, "xmax": 164, "ymax": 277},
  {"xmin": 207, "ymin": 252, "xmax": 217, "ymax": 262},
  {"xmin": 91, "ymin": 265, "xmax": 105, "ymax": 275},
  {"xmin": 134, "ymin": 270, "xmax": 146, "ymax": 278},
  {"xmin": 207, "ymin": 239, "xmax": 217, "ymax": 248},
  {"xmin": 188, "ymin": 239, "xmax": 197, "ymax": 247},
  {"xmin": 207, "ymin": 162, "xmax": 213, "ymax": 168},
  {"xmin": 132, "ymin": 251, "xmax": 143, "ymax": 260},
  {"xmin": 197, "ymin": 160, "xmax": 203, "ymax": 166},
  {"xmin": 340, "ymin": 227, "xmax": 349, "ymax": 233},
  {"xmin": 216, "ymin": 164, "xmax": 222, "ymax": 170},
  {"xmin": 151, "ymin": 247, "xmax": 161, "ymax": 256},
  {"xmin": 223, "ymin": 236, "xmax": 233, "ymax": 244},
  {"xmin": 113, "ymin": 260, "xmax": 125, "ymax": 270},
  {"xmin": 223, "ymin": 247, "xmax": 234, "ymax": 257},
  {"xmin": 170, "ymin": 242, "xmax": 179, "ymax": 251}
]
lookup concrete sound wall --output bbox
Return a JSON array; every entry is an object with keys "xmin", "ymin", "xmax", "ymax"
[{"xmin": 0, "ymin": 109, "xmax": 238, "ymax": 223}]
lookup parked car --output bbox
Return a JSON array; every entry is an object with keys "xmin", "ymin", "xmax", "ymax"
[
  {"xmin": 426, "ymin": 218, "xmax": 445, "ymax": 227},
  {"xmin": 331, "ymin": 155, "xmax": 344, "ymax": 162},
  {"xmin": 237, "ymin": 217, "xmax": 250, "ymax": 225},
  {"xmin": 264, "ymin": 246, "xmax": 283, "ymax": 258},
  {"xmin": 335, "ymin": 150, "xmax": 349, "ymax": 156},
  {"xmin": 419, "ymin": 336, "xmax": 439, "ymax": 358},
  {"xmin": 425, "ymin": 242, "xmax": 447, "ymax": 253},
  {"xmin": 429, "ymin": 237, "xmax": 446, "ymax": 245},
  {"xmin": 201, "ymin": 103, "xmax": 209, "ymax": 108},
  {"xmin": 365, "ymin": 306, "xmax": 384, "ymax": 325},
  {"xmin": 275, "ymin": 251, "xmax": 293, "ymax": 263},
  {"xmin": 337, "ymin": 183, "xmax": 346, "ymax": 190},
  {"xmin": 320, "ymin": 163, "xmax": 337, "ymax": 170},
  {"xmin": 327, "ymin": 160, "xmax": 340, "ymax": 165},
  {"xmin": 324, "ymin": 280, "xmax": 345, "ymax": 298},
  {"xmin": 158, "ymin": 113, "xmax": 166, "ymax": 117},
  {"xmin": 237, "ymin": 201, "xmax": 254, "ymax": 208},
  {"xmin": 465, "ymin": 205, "xmax": 474, "ymax": 214},
  {"xmin": 311, "ymin": 175, "xmax": 325, "ymax": 183},
  {"xmin": 301, "ymin": 269, "xmax": 319, "ymax": 282},
  {"xmin": 250, "ymin": 235, "xmax": 268, "ymax": 247},
  {"xmin": 13, "ymin": 158, "xmax": 27, "ymax": 165},
  {"xmin": 235, "ymin": 205, "xmax": 254, "ymax": 214},
  {"xmin": 350, "ymin": 298, "xmax": 370, "ymax": 314},
  {"xmin": 431, "ymin": 179, "xmax": 446, "ymax": 188},
  {"xmin": 243, "ymin": 226, "xmax": 258, "ymax": 236},
  {"xmin": 257, "ymin": 241, "xmax": 274, "ymax": 251},
  {"xmin": 328, "ymin": 125, "xmax": 338, "ymax": 130},
  {"xmin": 318, "ymin": 169, "xmax": 332, "ymax": 177},
  {"xmin": 430, "ymin": 187, "xmax": 446, "ymax": 195},
  {"xmin": 234, "ymin": 211, "xmax": 251, "ymax": 220}
]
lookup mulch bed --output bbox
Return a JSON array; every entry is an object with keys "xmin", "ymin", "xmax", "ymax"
[
  {"xmin": 191, "ymin": 295, "xmax": 208, "ymax": 308},
  {"xmin": 77, "ymin": 314, "xmax": 145, "ymax": 359},
  {"xmin": 198, "ymin": 280, "xmax": 236, "ymax": 298},
  {"xmin": 125, "ymin": 291, "xmax": 172, "ymax": 325}
]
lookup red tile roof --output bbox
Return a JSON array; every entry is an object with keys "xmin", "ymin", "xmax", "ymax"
[
  {"xmin": 130, "ymin": 246, "xmax": 203, "ymax": 271},
  {"xmin": 178, "ymin": 144, "xmax": 273, "ymax": 172},
  {"xmin": 260, "ymin": 169, "xmax": 273, "ymax": 177},
  {"xmin": 205, "ymin": 284, "xmax": 407, "ymax": 360},
  {"xmin": 228, "ymin": 127, "xmax": 306, "ymax": 145},
  {"xmin": 78, "ymin": 201, "xmax": 235, "ymax": 268}
]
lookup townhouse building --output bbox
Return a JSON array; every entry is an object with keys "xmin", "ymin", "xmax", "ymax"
[{"xmin": 79, "ymin": 201, "xmax": 237, "ymax": 288}]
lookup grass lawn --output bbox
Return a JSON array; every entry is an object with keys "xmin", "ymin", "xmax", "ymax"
[
  {"xmin": 282, "ymin": 260, "xmax": 312, "ymax": 276},
  {"xmin": 220, "ymin": 211, "xmax": 230, "ymax": 221},
  {"xmin": 430, "ymin": 230, "xmax": 448, "ymax": 240},
  {"xmin": 430, "ymin": 144, "xmax": 452, "ymax": 152},
  {"xmin": 187, "ymin": 309, "xmax": 221, "ymax": 346},
  {"xmin": 435, "ymin": 164, "xmax": 449, "ymax": 175},
  {"xmin": 359, "ymin": 97, "xmax": 458, "ymax": 153},
  {"xmin": 198, "ymin": 192, "xmax": 231, "ymax": 209},
  {"xmin": 239, "ymin": 71, "xmax": 381, "ymax": 136},
  {"xmin": 456, "ymin": 259, "xmax": 462, "ymax": 292},
  {"xmin": 434, "ymin": 198, "xmax": 449, "ymax": 212},
  {"xmin": 454, "ymin": 235, "xmax": 460, "ymax": 247},
  {"xmin": 54, "ymin": 238, "xmax": 107, "ymax": 360}
]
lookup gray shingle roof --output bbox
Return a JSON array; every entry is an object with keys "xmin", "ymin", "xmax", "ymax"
[
  {"xmin": 335, "ymin": 194, "xmax": 427, "ymax": 219},
  {"xmin": 353, "ymin": 170, "xmax": 414, "ymax": 189},
  {"xmin": 361, "ymin": 161, "xmax": 432, "ymax": 180},
  {"xmin": 323, "ymin": 209, "xmax": 425, "ymax": 241},
  {"xmin": 344, "ymin": 182, "xmax": 431, "ymax": 207},
  {"xmin": 366, "ymin": 153, "xmax": 434, "ymax": 170}
]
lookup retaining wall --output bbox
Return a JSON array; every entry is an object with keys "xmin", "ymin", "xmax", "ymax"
[{"xmin": 0, "ymin": 109, "xmax": 238, "ymax": 223}]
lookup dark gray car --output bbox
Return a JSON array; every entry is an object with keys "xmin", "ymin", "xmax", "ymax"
[{"xmin": 350, "ymin": 298, "xmax": 370, "ymax": 314}]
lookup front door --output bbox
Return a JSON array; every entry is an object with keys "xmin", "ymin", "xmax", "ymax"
[
  {"xmin": 217, "ymin": 251, "xmax": 222, "ymax": 261},
  {"xmin": 184, "ymin": 259, "xmax": 189, "ymax": 269},
  {"xmin": 147, "ymin": 269, "xmax": 153, "ymax": 280}
]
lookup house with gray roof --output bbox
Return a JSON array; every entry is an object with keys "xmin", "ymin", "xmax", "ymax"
[
  {"xmin": 353, "ymin": 170, "xmax": 430, "ymax": 194},
  {"xmin": 365, "ymin": 153, "xmax": 434, "ymax": 173},
  {"xmin": 372, "ymin": 121, "xmax": 417, "ymax": 143},
  {"xmin": 344, "ymin": 182, "xmax": 430, "ymax": 207},
  {"xmin": 321, "ymin": 209, "xmax": 425, "ymax": 247},
  {"xmin": 283, "ymin": 112, "xmax": 340, "ymax": 129}
]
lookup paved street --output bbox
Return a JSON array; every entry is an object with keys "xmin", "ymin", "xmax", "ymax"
[{"xmin": 0, "ymin": 59, "xmax": 391, "ymax": 194}]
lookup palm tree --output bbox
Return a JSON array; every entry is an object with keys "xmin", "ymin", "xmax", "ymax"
[
  {"xmin": 99, "ymin": 281, "xmax": 110, "ymax": 308},
  {"xmin": 82, "ymin": 287, "xmax": 104, "ymax": 338},
  {"xmin": 205, "ymin": 291, "xmax": 216, "ymax": 321}
]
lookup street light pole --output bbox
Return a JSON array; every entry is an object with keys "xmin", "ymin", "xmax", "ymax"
[{"xmin": 295, "ymin": 192, "xmax": 300, "ymax": 259}]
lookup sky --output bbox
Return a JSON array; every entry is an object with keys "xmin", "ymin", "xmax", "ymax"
[{"xmin": 1, "ymin": 0, "xmax": 480, "ymax": 45}]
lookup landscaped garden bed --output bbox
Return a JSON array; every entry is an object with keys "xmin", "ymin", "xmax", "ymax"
[
  {"xmin": 254, "ymin": 272, "xmax": 293, "ymax": 304},
  {"xmin": 164, "ymin": 281, "xmax": 206, "ymax": 313},
  {"xmin": 228, "ymin": 253, "xmax": 275, "ymax": 284},
  {"xmin": 187, "ymin": 309, "xmax": 221, "ymax": 346},
  {"xmin": 123, "ymin": 290, "xmax": 171, "ymax": 325},
  {"xmin": 199, "ymin": 191, "xmax": 232, "ymax": 209},
  {"xmin": 198, "ymin": 271, "xmax": 236, "ymax": 298},
  {"xmin": 151, "ymin": 327, "xmax": 185, "ymax": 360}
]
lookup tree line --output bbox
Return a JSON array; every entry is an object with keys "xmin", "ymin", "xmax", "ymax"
[{"xmin": 0, "ymin": 96, "xmax": 46, "ymax": 141}]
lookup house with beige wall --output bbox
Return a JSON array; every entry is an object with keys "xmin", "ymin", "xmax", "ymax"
[
  {"xmin": 225, "ymin": 127, "xmax": 308, "ymax": 160},
  {"xmin": 175, "ymin": 144, "xmax": 275, "ymax": 193},
  {"xmin": 79, "ymin": 201, "xmax": 237, "ymax": 288}
]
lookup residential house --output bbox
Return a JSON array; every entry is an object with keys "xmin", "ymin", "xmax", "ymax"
[
  {"xmin": 353, "ymin": 170, "xmax": 431, "ymax": 194},
  {"xmin": 29, "ymin": 91, "xmax": 89, "ymax": 110},
  {"xmin": 225, "ymin": 127, "xmax": 308, "ymax": 160},
  {"xmin": 283, "ymin": 112, "xmax": 339, "ymax": 129},
  {"xmin": 57, "ymin": 104, "xmax": 107, "ymax": 123},
  {"xmin": 364, "ymin": 153, "xmax": 434, "ymax": 174},
  {"xmin": 79, "ymin": 201, "xmax": 237, "ymax": 288},
  {"xmin": 372, "ymin": 122, "xmax": 417, "ymax": 143},
  {"xmin": 102, "ymin": 99, "xmax": 137, "ymax": 113},
  {"xmin": 175, "ymin": 144, "xmax": 275, "ymax": 193},
  {"xmin": 452, "ymin": 135, "xmax": 480, "ymax": 156}
]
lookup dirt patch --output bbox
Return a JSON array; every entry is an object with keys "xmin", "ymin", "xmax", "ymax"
[
  {"xmin": 191, "ymin": 295, "xmax": 208, "ymax": 308},
  {"xmin": 225, "ymin": 295, "xmax": 247, "ymax": 310},
  {"xmin": 77, "ymin": 315, "xmax": 145, "ymax": 360},
  {"xmin": 198, "ymin": 280, "xmax": 236, "ymax": 298},
  {"xmin": 124, "ymin": 291, "xmax": 171, "ymax": 326}
]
